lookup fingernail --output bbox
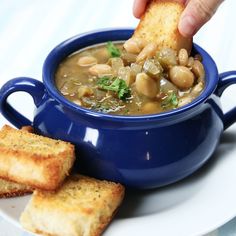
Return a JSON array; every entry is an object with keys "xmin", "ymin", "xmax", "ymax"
[{"xmin": 179, "ymin": 15, "xmax": 197, "ymax": 37}]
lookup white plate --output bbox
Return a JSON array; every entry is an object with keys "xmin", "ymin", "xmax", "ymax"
[{"xmin": 1, "ymin": 126, "xmax": 236, "ymax": 236}]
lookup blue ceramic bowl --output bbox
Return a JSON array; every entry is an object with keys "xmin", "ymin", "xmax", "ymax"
[{"xmin": 1, "ymin": 29, "xmax": 236, "ymax": 189}]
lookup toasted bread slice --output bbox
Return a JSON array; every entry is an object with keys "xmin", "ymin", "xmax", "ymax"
[
  {"xmin": 20, "ymin": 174, "xmax": 125, "ymax": 236},
  {"xmin": 0, "ymin": 125, "xmax": 75, "ymax": 191},
  {"xmin": 0, "ymin": 126, "xmax": 34, "ymax": 198},
  {"xmin": 0, "ymin": 178, "xmax": 32, "ymax": 198},
  {"xmin": 133, "ymin": 0, "xmax": 192, "ymax": 54}
]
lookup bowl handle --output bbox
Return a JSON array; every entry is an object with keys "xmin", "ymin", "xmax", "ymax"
[
  {"xmin": 0, "ymin": 77, "xmax": 45, "ymax": 128},
  {"xmin": 216, "ymin": 71, "xmax": 236, "ymax": 130}
]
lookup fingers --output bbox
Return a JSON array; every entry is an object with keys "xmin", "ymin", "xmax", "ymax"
[
  {"xmin": 178, "ymin": 0, "xmax": 224, "ymax": 37},
  {"xmin": 133, "ymin": 0, "xmax": 150, "ymax": 18},
  {"xmin": 133, "ymin": 0, "xmax": 224, "ymax": 37}
]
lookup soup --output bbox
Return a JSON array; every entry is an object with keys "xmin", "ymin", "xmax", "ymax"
[{"xmin": 55, "ymin": 39, "xmax": 205, "ymax": 115}]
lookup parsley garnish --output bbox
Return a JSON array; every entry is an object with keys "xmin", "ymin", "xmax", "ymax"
[
  {"xmin": 97, "ymin": 76, "xmax": 110, "ymax": 86},
  {"xmin": 106, "ymin": 42, "xmax": 121, "ymax": 57},
  {"xmin": 97, "ymin": 77, "xmax": 131, "ymax": 100},
  {"xmin": 161, "ymin": 92, "xmax": 178, "ymax": 109}
]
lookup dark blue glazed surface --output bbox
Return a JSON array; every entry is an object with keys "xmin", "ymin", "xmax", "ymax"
[{"xmin": 1, "ymin": 29, "xmax": 236, "ymax": 188}]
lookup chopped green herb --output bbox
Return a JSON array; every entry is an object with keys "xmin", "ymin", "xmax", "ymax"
[
  {"xmin": 161, "ymin": 92, "xmax": 178, "ymax": 110},
  {"xmin": 124, "ymin": 108, "xmax": 130, "ymax": 114},
  {"xmin": 97, "ymin": 76, "xmax": 111, "ymax": 86},
  {"xmin": 97, "ymin": 77, "xmax": 131, "ymax": 100},
  {"xmin": 106, "ymin": 41, "xmax": 121, "ymax": 57}
]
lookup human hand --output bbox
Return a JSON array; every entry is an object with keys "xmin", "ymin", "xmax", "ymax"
[{"xmin": 133, "ymin": 0, "xmax": 224, "ymax": 37}]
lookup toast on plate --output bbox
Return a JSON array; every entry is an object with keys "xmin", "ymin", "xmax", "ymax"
[
  {"xmin": 0, "ymin": 126, "xmax": 34, "ymax": 198},
  {"xmin": 20, "ymin": 174, "xmax": 125, "ymax": 236},
  {"xmin": 0, "ymin": 125, "xmax": 75, "ymax": 191},
  {"xmin": 0, "ymin": 178, "xmax": 32, "ymax": 198}
]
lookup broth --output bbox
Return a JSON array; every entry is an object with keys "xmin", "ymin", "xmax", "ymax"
[{"xmin": 55, "ymin": 40, "xmax": 205, "ymax": 115}]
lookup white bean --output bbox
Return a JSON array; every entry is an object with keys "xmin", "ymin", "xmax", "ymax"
[
  {"xmin": 77, "ymin": 56, "xmax": 97, "ymax": 67},
  {"xmin": 135, "ymin": 73, "xmax": 158, "ymax": 98},
  {"xmin": 192, "ymin": 60, "xmax": 205, "ymax": 82},
  {"xmin": 169, "ymin": 66, "xmax": 194, "ymax": 90},
  {"xmin": 178, "ymin": 49, "xmax": 188, "ymax": 66},
  {"xmin": 123, "ymin": 38, "xmax": 146, "ymax": 54},
  {"xmin": 88, "ymin": 64, "xmax": 112, "ymax": 76},
  {"xmin": 124, "ymin": 38, "xmax": 141, "ymax": 54},
  {"xmin": 136, "ymin": 43, "xmax": 157, "ymax": 63},
  {"xmin": 187, "ymin": 57, "xmax": 194, "ymax": 67},
  {"xmin": 191, "ymin": 82, "xmax": 204, "ymax": 96}
]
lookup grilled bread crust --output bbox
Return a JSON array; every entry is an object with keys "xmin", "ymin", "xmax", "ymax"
[
  {"xmin": 20, "ymin": 126, "xmax": 34, "ymax": 133},
  {"xmin": 133, "ymin": 0, "xmax": 192, "ymax": 54},
  {"xmin": 0, "ymin": 125, "xmax": 75, "ymax": 191},
  {"xmin": 20, "ymin": 175, "xmax": 125, "ymax": 236},
  {"xmin": 0, "ymin": 126, "xmax": 33, "ymax": 198},
  {"xmin": 0, "ymin": 178, "xmax": 32, "ymax": 198}
]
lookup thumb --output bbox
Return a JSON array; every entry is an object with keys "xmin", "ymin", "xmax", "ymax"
[{"xmin": 178, "ymin": 0, "xmax": 224, "ymax": 37}]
